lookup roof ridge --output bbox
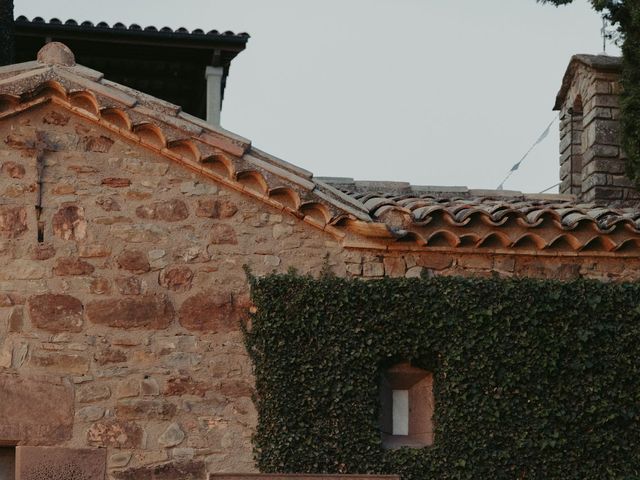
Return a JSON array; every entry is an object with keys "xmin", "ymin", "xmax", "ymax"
[{"xmin": 14, "ymin": 15, "xmax": 250, "ymax": 39}]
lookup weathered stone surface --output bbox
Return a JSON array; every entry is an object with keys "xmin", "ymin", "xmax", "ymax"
[
  {"xmin": 136, "ymin": 199, "xmax": 189, "ymax": 222},
  {"xmin": 210, "ymin": 224, "xmax": 237, "ymax": 245},
  {"xmin": 117, "ymin": 378, "xmax": 140, "ymax": 399},
  {"xmin": 158, "ymin": 422, "xmax": 185, "ymax": 447},
  {"xmin": 52, "ymin": 205, "xmax": 87, "ymax": 241},
  {"xmin": 87, "ymin": 419, "xmax": 143, "ymax": 448},
  {"xmin": 0, "ymin": 205, "xmax": 27, "ymax": 238},
  {"xmin": 178, "ymin": 291, "xmax": 241, "ymax": 332},
  {"xmin": 159, "ymin": 266, "xmax": 193, "ymax": 292},
  {"xmin": 141, "ymin": 377, "xmax": 160, "ymax": 396},
  {"xmin": 273, "ymin": 223, "xmax": 293, "ymax": 240},
  {"xmin": 112, "ymin": 460, "xmax": 205, "ymax": 480},
  {"xmin": 164, "ymin": 375, "xmax": 207, "ymax": 398},
  {"xmin": 116, "ymin": 399, "xmax": 177, "ymax": 420},
  {"xmin": 83, "ymin": 135, "xmax": 114, "ymax": 153},
  {"xmin": 109, "ymin": 452, "xmax": 132, "ymax": 468},
  {"xmin": 42, "ymin": 110, "xmax": 70, "ymax": 126},
  {"xmin": 219, "ymin": 379, "xmax": 253, "ymax": 398},
  {"xmin": 0, "ymin": 373, "xmax": 73, "ymax": 445},
  {"xmin": 102, "ymin": 177, "xmax": 131, "ymax": 188},
  {"xmin": 383, "ymin": 257, "xmax": 407, "ymax": 277},
  {"xmin": 77, "ymin": 384, "xmax": 111, "ymax": 403},
  {"xmin": 53, "ymin": 257, "xmax": 95, "ymax": 276},
  {"xmin": 196, "ymin": 199, "xmax": 238, "ymax": 219},
  {"xmin": 90, "ymin": 277, "xmax": 111, "ymax": 295},
  {"xmin": 95, "ymin": 347, "xmax": 127, "ymax": 365},
  {"xmin": 27, "ymin": 294, "xmax": 83, "ymax": 332},
  {"xmin": 30, "ymin": 243, "xmax": 55, "ymax": 260},
  {"xmin": 95, "ymin": 196, "xmax": 121, "ymax": 211},
  {"xmin": 29, "ymin": 351, "xmax": 89, "ymax": 374},
  {"xmin": 86, "ymin": 295, "xmax": 175, "ymax": 329},
  {"xmin": 16, "ymin": 446, "xmax": 107, "ymax": 480},
  {"xmin": 76, "ymin": 406, "xmax": 105, "ymax": 422},
  {"xmin": 1, "ymin": 161, "xmax": 25, "ymax": 178},
  {"xmin": 78, "ymin": 243, "xmax": 112, "ymax": 258},
  {"xmin": 117, "ymin": 250, "xmax": 150, "ymax": 273},
  {"xmin": 111, "ymin": 224, "xmax": 164, "ymax": 243},
  {"xmin": 116, "ymin": 276, "xmax": 142, "ymax": 295}
]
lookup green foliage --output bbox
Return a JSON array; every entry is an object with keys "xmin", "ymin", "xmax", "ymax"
[{"xmin": 246, "ymin": 273, "xmax": 640, "ymax": 479}]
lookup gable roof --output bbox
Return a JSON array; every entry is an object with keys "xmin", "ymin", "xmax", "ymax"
[{"xmin": 3, "ymin": 43, "xmax": 640, "ymax": 256}]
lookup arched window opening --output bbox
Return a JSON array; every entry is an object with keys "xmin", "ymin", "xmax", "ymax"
[{"xmin": 380, "ymin": 362, "xmax": 434, "ymax": 449}]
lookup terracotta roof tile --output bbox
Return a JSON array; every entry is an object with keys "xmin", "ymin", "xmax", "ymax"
[{"xmin": 2, "ymin": 43, "xmax": 640, "ymax": 256}]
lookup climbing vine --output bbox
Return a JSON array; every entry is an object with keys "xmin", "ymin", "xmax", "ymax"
[{"xmin": 246, "ymin": 273, "xmax": 640, "ymax": 479}]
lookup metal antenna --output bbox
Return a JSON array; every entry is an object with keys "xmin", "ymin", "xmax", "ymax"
[{"xmin": 602, "ymin": 16, "xmax": 607, "ymax": 54}]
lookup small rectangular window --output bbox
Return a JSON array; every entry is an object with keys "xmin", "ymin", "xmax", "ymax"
[
  {"xmin": 392, "ymin": 389, "xmax": 409, "ymax": 435},
  {"xmin": 0, "ymin": 446, "xmax": 15, "ymax": 480}
]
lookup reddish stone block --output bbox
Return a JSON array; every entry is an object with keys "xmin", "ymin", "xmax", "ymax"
[
  {"xmin": 101, "ymin": 178, "xmax": 131, "ymax": 188},
  {"xmin": 117, "ymin": 250, "xmax": 150, "ymax": 274},
  {"xmin": 164, "ymin": 375, "xmax": 207, "ymax": 398},
  {"xmin": 210, "ymin": 224, "xmax": 237, "ymax": 245},
  {"xmin": 178, "ymin": 291, "xmax": 241, "ymax": 332},
  {"xmin": 29, "ymin": 352, "xmax": 89, "ymax": 374},
  {"xmin": 159, "ymin": 265, "xmax": 194, "ymax": 292},
  {"xmin": 1, "ymin": 161, "xmax": 25, "ymax": 178},
  {"xmin": 27, "ymin": 293, "xmax": 83, "ymax": 332},
  {"xmin": 86, "ymin": 295, "xmax": 174, "ymax": 329},
  {"xmin": 53, "ymin": 257, "xmax": 95, "ymax": 276},
  {"xmin": 52, "ymin": 205, "xmax": 86, "ymax": 241},
  {"xmin": 30, "ymin": 243, "xmax": 55, "ymax": 260},
  {"xmin": 0, "ymin": 206, "xmax": 27, "ymax": 238},
  {"xmin": 196, "ymin": 198, "xmax": 238, "ymax": 219},
  {"xmin": 416, "ymin": 253, "xmax": 454, "ymax": 271},
  {"xmin": 0, "ymin": 373, "xmax": 73, "ymax": 445},
  {"xmin": 86, "ymin": 419, "xmax": 143, "ymax": 449},
  {"xmin": 218, "ymin": 379, "xmax": 253, "ymax": 398},
  {"xmin": 16, "ymin": 446, "xmax": 106, "ymax": 480},
  {"xmin": 136, "ymin": 199, "xmax": 189, "ymax": 222}
]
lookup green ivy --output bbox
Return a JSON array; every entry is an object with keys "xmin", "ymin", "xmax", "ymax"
[{"xmin": 245, "ymin": 273, "xmax": 640, "ymax": 479}]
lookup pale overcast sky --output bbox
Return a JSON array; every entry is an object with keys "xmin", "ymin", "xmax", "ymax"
[{"xmin": 17, "ymin": 0, "xmax": 619, "ymax": 193}]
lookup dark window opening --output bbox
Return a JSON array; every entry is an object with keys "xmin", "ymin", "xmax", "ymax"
[
  {"xmin": 380, "ymin": 362, "xmax": 434, "ymax": 449},
  {"xmin": 0, "ymin": 446, "xmax": 15, "ymax": 480}
]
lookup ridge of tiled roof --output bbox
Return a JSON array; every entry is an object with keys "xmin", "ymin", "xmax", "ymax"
[
  {"xmin": 14, "ymin": 16, "xmax": 250, "ymax": 40},
  {"xmin": 2, "ymin": 43, "xmax": 640, "ymax": 256},
  {"xmin": 317, "ymin": 178, "xmax": 640, "ymax": 255}
]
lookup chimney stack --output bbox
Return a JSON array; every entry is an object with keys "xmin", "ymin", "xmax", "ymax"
[{"xmin": 554, "ymin": 55, "xmax": 639, "ymax": 204}]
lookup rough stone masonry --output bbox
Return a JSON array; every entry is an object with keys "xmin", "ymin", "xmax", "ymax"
[{"xmin": 2, "ymin": 45, "xmax": 640, "ymax": 480}]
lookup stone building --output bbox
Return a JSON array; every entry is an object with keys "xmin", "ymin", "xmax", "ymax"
[{"xmin": 0, "ymin": 38, "xmax": 638, "ymax": 479}]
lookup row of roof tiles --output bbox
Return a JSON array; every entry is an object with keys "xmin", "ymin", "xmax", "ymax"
[
  {"xmin": 15, "ymin": 16, "xmax": 249, "ymax": 39},
  {"xmin": 2, "ymin": 43, "xmax": 640, "ymax": 255}
]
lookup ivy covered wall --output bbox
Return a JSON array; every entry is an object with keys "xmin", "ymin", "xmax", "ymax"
[{"xmin": 246, "ymin": 273, "xmax": 640, "ymax": 479}]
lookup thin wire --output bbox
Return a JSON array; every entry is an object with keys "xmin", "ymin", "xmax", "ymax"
[
  {"xmin": 496, "ymin": 115, "xmax": 558, "ymax": 190},
  {"xmin": 539, "ymin": 182, "xmax": 561, "ymax": 194}
]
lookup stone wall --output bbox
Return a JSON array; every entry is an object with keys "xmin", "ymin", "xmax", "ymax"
[{"xmin": 0, "ymin": 104, "xmax": 639, "ymax": 479}]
